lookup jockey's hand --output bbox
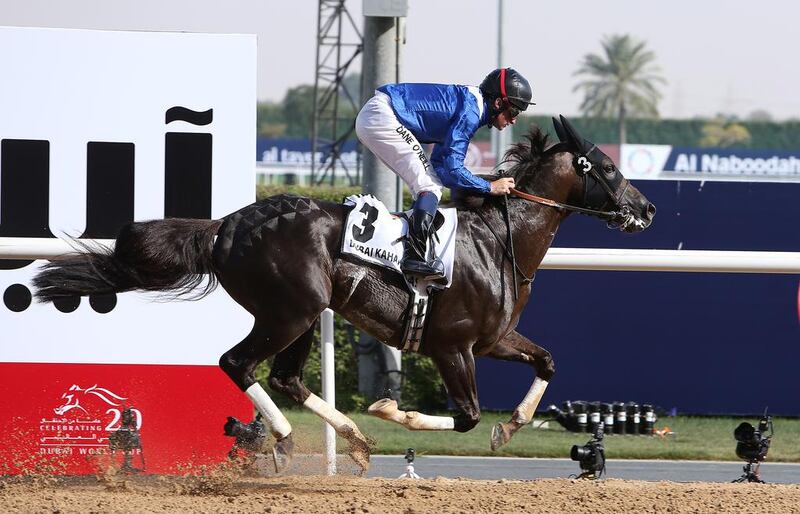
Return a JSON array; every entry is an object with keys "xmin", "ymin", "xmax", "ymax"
[{"xmin": 489, "ymin": 177, "xmax": 515, "ymax": 195}]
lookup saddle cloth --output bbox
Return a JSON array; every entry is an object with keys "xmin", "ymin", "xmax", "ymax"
[{"xmin": 342, "ymin": 194, "xmax": 458, "ymax": 288}]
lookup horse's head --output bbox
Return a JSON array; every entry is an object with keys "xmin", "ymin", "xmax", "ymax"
[{"xmin": 548, "ymin": 115, "xmax": 656, "ymax": 232}]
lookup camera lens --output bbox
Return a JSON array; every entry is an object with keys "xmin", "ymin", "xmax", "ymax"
[
  {"xmin": 588, "ymin": 402, "xmax": 602, "ymax": 434},
  {"xmin": 601, "ymin": 403, "xmax": 614, "ymax": 434},
  {"xmin": 734, "ymin": 422, "xmax": 756, "ymax": 443},
  {"xmin": 613, "ymin": 402, "xmax": 627, "ymax": 435},
  {"xmin": 570, "ymin": 444, "xmax": 589, "ymax": 461},
  {"xmin": 626, "ymin": 403, "xmax": 640, "ymax": 435},
  {"xmin": 573, "ymin": 401, "xmax": 588, "ymax": 433},
  {"xmin": 558, "ymin": 401, "xmax": 582, "ymax": 432},
  {"xmin": 640, "ymin": 404, "xmax": 656, "ymax": 435}
]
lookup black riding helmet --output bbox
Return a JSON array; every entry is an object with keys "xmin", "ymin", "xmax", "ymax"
[{"xmin": 479, "ymin": 67, "xmax": 535, "ymax": 119}]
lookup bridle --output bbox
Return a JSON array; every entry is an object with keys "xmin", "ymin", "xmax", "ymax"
[
  {"xmin": 508, "ymin": 143, "xmax": 633, "ymax": 227},
  {"xmin": 479, "ymin": 144, "xmax": 639, "ymax": 300}
]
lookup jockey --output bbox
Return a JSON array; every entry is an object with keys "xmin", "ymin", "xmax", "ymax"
[{"xmin": 355, "ymin": 67, "xmax": 535, "ymax": 281}]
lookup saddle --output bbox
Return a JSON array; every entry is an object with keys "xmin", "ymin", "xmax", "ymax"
[{"xmin": 341, "ymin": 195, "xmax": 458, "ymax": 352}]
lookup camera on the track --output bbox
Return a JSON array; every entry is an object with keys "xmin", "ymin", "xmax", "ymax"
[
  {"xmin": 734, "ymin": 417, "xmax": 772, "ymax": 462},
  {"xmin": 223, "ymin": 416, "xmax": 267, "ymax": 457},
  {"xmin": 732, "ymin": 409, "xmax": 773, "ymax": 483},
  {"xmin": 570, "ymin": 424, "xmax": 606, "ymax": 479}
]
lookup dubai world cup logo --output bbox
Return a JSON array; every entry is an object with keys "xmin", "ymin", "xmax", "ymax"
[{"xmin": 39, "ymin": 384, "xmax": 142, "ymax": 460}]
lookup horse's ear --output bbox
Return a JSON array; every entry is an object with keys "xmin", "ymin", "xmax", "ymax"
[
  {"xmin": 559, "ymin": 115, "xmax": 591, "ymax": 154},
  {"xmin": 552, "ymin": 116, "xmax": 568, "ymax": 143}
]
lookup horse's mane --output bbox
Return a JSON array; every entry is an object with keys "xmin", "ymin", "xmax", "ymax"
[
  {"xmin": 449, "ymin": 125, "xmax": 553, "ymax": 210},
  {"xmin": 503, "ymin": 125, "xmax": 552, "ymax": 189}
]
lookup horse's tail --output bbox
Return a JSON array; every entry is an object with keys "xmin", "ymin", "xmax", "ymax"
[{"xmin": 33, "ymin": 218, "xmax": 223, "ymax": 303}]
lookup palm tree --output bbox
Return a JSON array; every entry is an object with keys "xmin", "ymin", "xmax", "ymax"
[{"xmin": 573, "ymin": 34, "xmax": 666, "ymax": 144}]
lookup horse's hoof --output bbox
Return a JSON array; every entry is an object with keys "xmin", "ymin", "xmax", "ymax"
[
  {"xmin": 367, "ymin": 398, "xmax": 397, "ymax": 417},
  {"xmin": 347, "ymin": 437, "xmax": 371, "ymax": 476},
  {"xmin": 339, "ymin": 425, "xmax": 371, "ymax": 475},
  {"xmin": 272, "ymin": 433, "xmax": 294, "ymax": 473},
  {"xmin": 491, "ymin": 421, "xmax": 515, "ymax": 451}
]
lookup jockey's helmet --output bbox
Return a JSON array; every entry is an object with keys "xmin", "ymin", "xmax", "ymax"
[{"xmin": 479, "ymin": 68, "xmax": 535, "ymax": 119}]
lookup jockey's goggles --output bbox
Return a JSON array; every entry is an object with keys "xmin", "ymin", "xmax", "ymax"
[{"xmin": 506, "ymin": 104, "xmax": 521, "ymax": 119}]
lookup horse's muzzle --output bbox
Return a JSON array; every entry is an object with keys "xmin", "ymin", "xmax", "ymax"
[
  {"xmin": 612, "ymin": 201, "xmax": 655, "ymax": 233},
  {"xmin": 644, "ymin": 202, "xmax": 657, "ymax": 222}
]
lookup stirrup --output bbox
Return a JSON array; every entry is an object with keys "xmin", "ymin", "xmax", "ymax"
[{"xmin": 401, "ymin": 258, "xmax": 445, "ymax": 281}]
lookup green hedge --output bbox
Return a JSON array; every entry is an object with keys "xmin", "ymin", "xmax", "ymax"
[
  {"xmin": 514, "ymin": 115, "xmax": 800, "ymax": 149},
  {"xmin": 366, "ymin": 115, "xmax": 800, "ymax": 149}
]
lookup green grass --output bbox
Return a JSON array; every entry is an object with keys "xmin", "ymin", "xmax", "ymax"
[{"xmin": 281, "ymin": 410, "xmax": 800, "ymax": 462}]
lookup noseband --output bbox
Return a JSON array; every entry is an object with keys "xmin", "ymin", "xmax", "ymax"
[{"xmin": 508, "ymin": 146, "xmax": 634, "ymax": 228}]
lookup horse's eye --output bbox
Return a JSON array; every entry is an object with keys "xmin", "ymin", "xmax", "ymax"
[{"xmin": 603, "ymin": 164, "xmax": 616, "ymax": 175}]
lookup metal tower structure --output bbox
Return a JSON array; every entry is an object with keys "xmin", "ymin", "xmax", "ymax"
[{"xmin": 311, "ymin": 0, "xmax": 363, "ymax": 186}]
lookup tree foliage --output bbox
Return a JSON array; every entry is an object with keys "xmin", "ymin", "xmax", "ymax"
[
  {"xmin": 256, "ymin": 102, "xmax": 286, "ymax": 138},
  {"xmin": 515, "ymin": 114, "xmax": 800, "ymax": 149},
  {"xmin": 281, "ymin": 85, "xmax": 316, "ymax": 139},
  {"xmin": 573, "ymin": 34, "xmax": 666, "ymax": 144},
  {"xmin": 258, "ymin": 74, "xmax": 361, "ymax": 141},
  {"xmin": 698, "ymin": 117, "xmax": 752, "ymax": 147}
]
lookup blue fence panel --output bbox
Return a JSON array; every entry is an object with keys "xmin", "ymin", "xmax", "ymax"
[{"xmin": 476, "ymin": 179, "xmax": 800, "ymax": 416}]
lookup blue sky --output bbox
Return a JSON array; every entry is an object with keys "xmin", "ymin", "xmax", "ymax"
[{"xmin": 5, "ymin": 0, "xmax": 799, "ymax": 120}]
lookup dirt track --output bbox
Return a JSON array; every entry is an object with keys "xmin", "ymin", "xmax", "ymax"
[{"xmin": 3, "ymin": 472, "xmax": 800, "ymax": 513}]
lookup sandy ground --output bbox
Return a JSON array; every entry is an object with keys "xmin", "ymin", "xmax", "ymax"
[{"xmin": 2, "ymin": 470, "xmax": 800, "ymax": 514}]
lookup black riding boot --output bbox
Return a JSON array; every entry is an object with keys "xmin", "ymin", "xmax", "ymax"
[{"xmin": 401, "ymin": 209, "xmax": 445, "ymax": 281}]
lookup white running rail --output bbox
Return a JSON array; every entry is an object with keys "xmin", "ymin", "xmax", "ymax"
[
  {"xmin": 320, "ymin": 308, "xmax": 336, "ymax": 475},
  {"xmin": 3, "ymin": 238, "xmax": 800, "ymax": 274}
]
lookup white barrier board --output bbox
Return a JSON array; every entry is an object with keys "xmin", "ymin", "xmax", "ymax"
[{"xmin": 0, "ymin": 26, "xmax": 256, "ymax": 365}]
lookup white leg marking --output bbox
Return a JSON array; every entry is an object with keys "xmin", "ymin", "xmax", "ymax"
[
  {"xmin": 304, "ymin": 393, "xmax": 366, "ymax": 437},
  {"xmin": 514, "ymin": 377, "xmax": 549, "ymax": 424},
  {"xmin": 245, "ymin": 383, "xmax": 292, "ymax": 439},
  {"xmin": 368, "ymin": 399, "xmax": 455, "ymax": 430}
]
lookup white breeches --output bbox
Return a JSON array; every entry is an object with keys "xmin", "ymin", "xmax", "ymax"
[{"xmin": 355, "ymin": 91, "xmax": 443, "ymax": 200}]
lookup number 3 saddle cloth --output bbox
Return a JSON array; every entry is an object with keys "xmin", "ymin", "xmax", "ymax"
[{"xmin": 341, "ymin": 194, "xmax": 458, "ymax": 288}]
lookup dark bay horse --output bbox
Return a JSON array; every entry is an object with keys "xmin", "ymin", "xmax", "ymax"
[{"xmin": 33, "ymin": 116, "xmax": 655, "ymax": 474}]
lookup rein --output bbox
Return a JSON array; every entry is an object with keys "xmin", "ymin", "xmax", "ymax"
[
  {"xmin": 481, "ymin": 141, "xmax": 631, "ymax": 301},
  {"xmin": 478, "ymin": 187, "xmax": 625, "ymax": 302},
  {"xmin": 474, "ymin": 208, "xmax": 533, "ymax": 302},
  {"xmin": 509, "ymin": 188, "xmax": 620, "ymax": 220}
]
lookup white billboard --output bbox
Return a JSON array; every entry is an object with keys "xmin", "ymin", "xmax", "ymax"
[
  {"xmin": 621, "ymin": 144, "xmax": 800, "ymax": 183},
  {"xmin": 0, "ymin": 26, "xmax": 256, "ymax": 365}
]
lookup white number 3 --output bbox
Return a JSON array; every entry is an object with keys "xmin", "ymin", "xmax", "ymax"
[{"xmin": 577, "ymin": 156, "xmax": 592, "ymax": 173}]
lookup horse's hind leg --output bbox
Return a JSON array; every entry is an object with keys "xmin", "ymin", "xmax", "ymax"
[
  {"xmin": 368, "ymin": 345, "xmax": 481, "ymax": 433},
  {"xmin": 219, "ymin": 319, "xmax": 305, "ymax": 472},
  {"xmin": 484, "ymin": 330, "xmax": 554, "ymax": 450},
  {"xmin": 268, "ymin": 323, "xmax": 371, "ymax": 473}
]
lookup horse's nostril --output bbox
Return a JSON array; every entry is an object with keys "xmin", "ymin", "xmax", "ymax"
[{"xmin": 645, "ymin": 203, "xmax": 656, "ymax": 220}]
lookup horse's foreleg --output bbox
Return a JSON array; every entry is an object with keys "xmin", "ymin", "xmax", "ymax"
[
  {"xmin": 368, "ymin": 346, "xmax": 478, "ymax": 433},
  {"xmin": 484, "ymin": 330, "xmax": 554, "ymax": 450},
  {"xmin": 268, "ymin": 324, "xmax": 371, "ymax": 474},
  {"xmin": 219, "ymin": 321, "xmax": 296, "ymax": 472}
]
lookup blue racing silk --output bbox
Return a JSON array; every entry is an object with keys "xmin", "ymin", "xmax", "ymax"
[{"xmin": 377, "ymin": 83, "xmax": 491, "ymax": 194}]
